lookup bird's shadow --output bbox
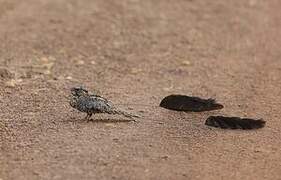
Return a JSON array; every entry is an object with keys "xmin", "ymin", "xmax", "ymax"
[
  {"xmin": 89, "ymin": 118, "xmax": 136, "ymax": 123},
  {"xmin": 64, "ymin": 116, "xmax": 136, "ymax": 124}
]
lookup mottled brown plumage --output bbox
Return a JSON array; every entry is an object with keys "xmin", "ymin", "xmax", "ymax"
[{"xmin": 69, "ymin": 87, "xmax": 139, "ymax": 121}]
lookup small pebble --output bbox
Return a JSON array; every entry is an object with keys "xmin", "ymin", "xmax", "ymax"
[
  {"xmin": 105, "ymin": 124, "xmax": 115, "ymax": 127},
  {"xmin": 163, "ymin": 87, "xmax": 173, "ymax": 92},
  {"xmin": 40, "ymin": 57, "xmax": 49, "ymax": 62},
  {"xmin": 182, "ymin": 60, "xmax": 191, "ymax": 66},
  {"xmin": 130, "ymin": 68, "xmax": 142, "ymax": 74},
  {"xmin": 44, "ymin": 70, "xmax": 51, "ymax": 75},
  {"xmin": 76, "ymin": 60, "xmax": 85, "ymax": 65},
  {"xmin": 66, "ymin": 76, "xmax": 73, "ymax": 80}
]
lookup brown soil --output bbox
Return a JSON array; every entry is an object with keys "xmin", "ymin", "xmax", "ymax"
[{"xmin": 1, "ymin": 0, "xmax": 281, "ymax": 179}]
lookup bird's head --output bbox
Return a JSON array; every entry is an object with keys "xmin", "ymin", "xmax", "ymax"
[{"xmin": 70, "ymin": 86, "xmax": 89, "ymax": 97}]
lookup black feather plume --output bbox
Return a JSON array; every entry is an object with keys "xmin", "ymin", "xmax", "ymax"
[
  {"xmin": 159, "ymin": 95, "xmax": 224, "ymax": 112},
  {"xmin": 205, "ymin": 116, "xmax": 266, "ymax": 130}
]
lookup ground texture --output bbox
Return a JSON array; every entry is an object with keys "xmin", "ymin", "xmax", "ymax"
[{"xmin": 0, "ymin": 0, "xmax": 281, "ymax": 179}]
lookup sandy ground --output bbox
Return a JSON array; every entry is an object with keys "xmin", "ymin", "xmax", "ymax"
[{"xmin": 0, "ymin": 0, "xmax": 281, "ymax": 179}]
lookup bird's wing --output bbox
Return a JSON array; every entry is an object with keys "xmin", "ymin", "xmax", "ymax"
[{"xmin": 86, "ymin": 95, "xmax": 114, "ymax": 112}]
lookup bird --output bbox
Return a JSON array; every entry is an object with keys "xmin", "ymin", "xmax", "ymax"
[{"xmin": 69, "ymin": 86, "xmax": 139, "ymax": 122}]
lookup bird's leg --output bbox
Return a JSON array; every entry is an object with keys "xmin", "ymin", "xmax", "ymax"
[
  {"xmin": 84, "ymin": 114, "xmax": 90, "ymax": 120},
  {"xmin": 85, "ymin": 113, "xmax": 92, "ymax": 121},
  {"xmin": 86, "ymin": 113, "xmax": 93, "ymax": 123}
]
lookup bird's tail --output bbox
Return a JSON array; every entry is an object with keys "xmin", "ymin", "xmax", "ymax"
[{"xmin": 111, "ymin": 109, "xmax": 140, "ymax": 119}]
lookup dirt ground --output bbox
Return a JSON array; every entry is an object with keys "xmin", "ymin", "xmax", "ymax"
[{"xmin": 0, "ymin": 0, "xmax": 281, "ymax": 179}]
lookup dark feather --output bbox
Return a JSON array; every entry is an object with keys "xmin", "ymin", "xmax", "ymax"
[
  {"xmin": 159, "ymin": 95, "xmax": 224, "ymax": 112},
  {"xmin": 205, "ymin": 116, "xmax": 266, "ymax": 130}
]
